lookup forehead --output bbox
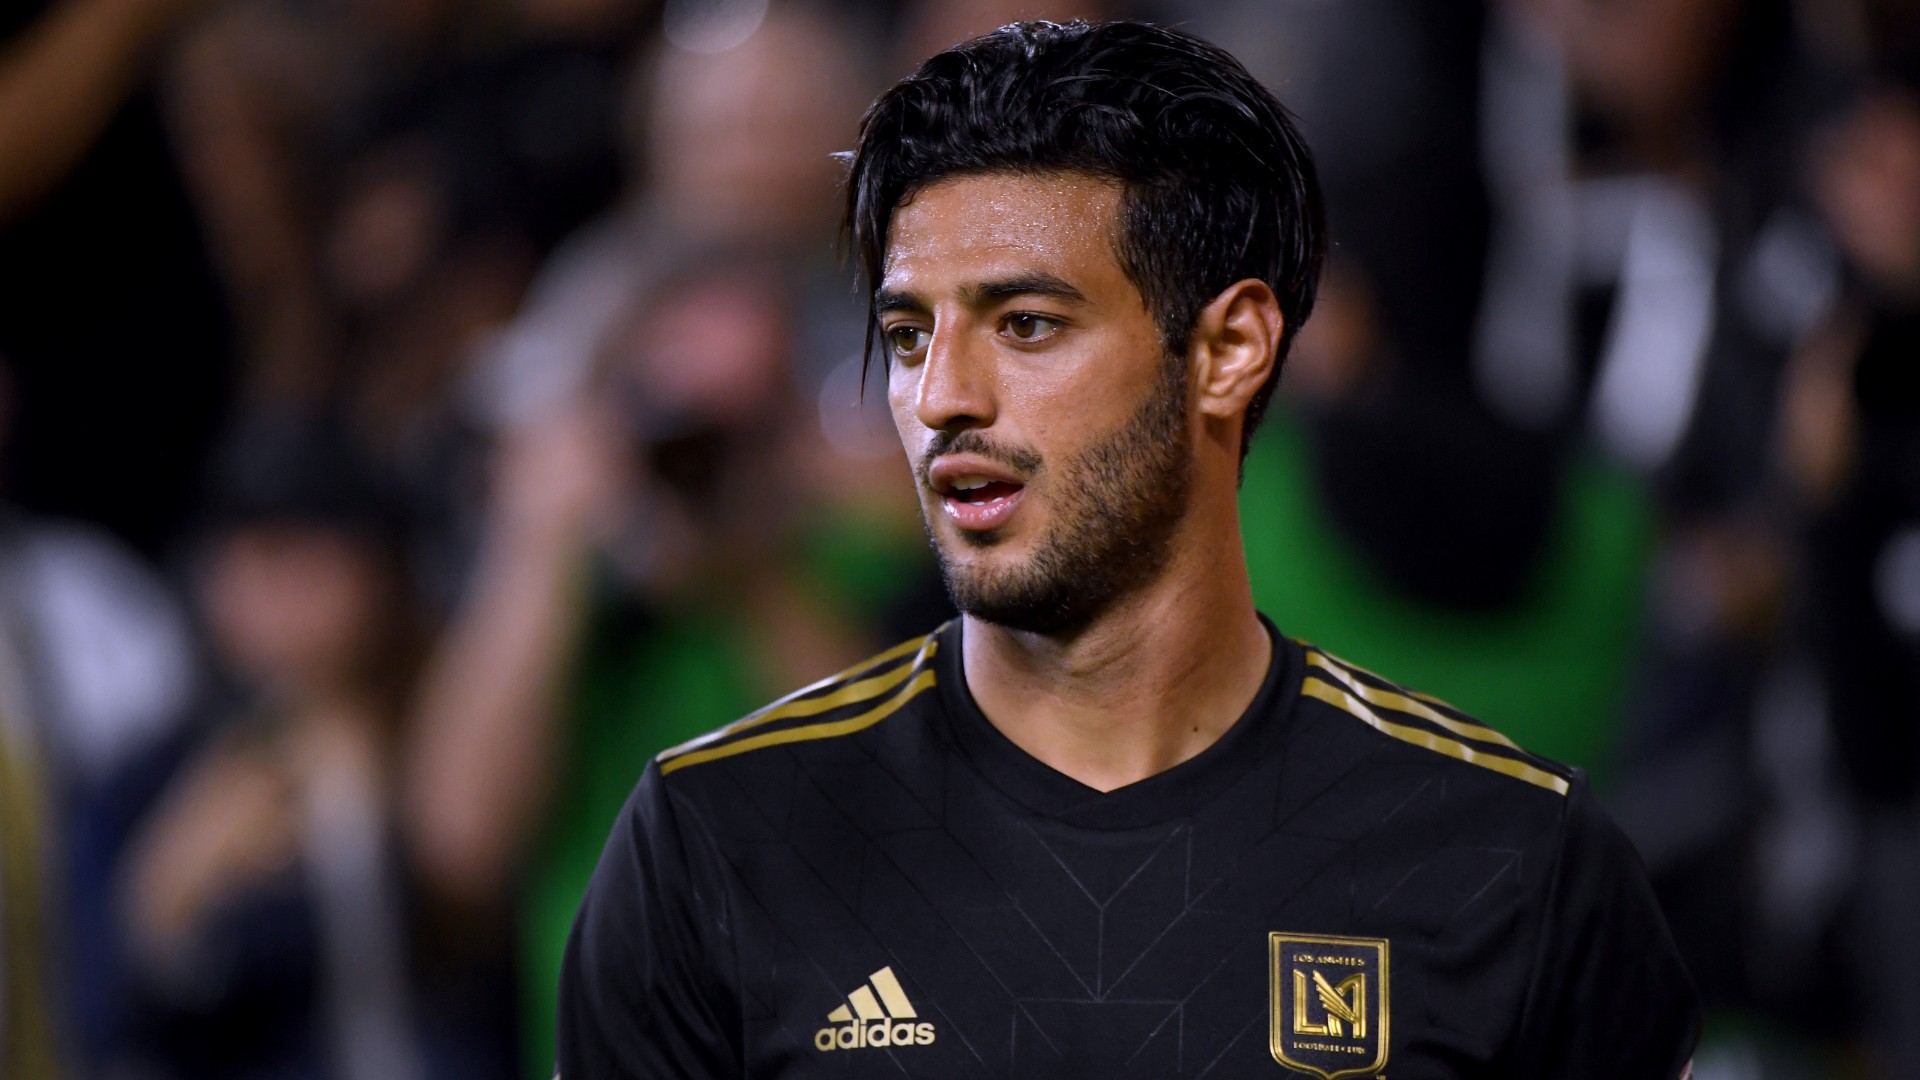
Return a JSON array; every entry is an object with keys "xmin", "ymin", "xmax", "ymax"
[{"xmin": 880, "ymin": 172, "xmax": 1127, "ymax": 290}]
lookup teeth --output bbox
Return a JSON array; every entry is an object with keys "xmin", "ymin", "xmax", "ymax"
[{"xmin": 952, "ymin": 476, "xmax": 991, "ymax": 491}]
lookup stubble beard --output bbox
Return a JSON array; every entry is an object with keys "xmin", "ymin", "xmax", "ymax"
[{"xmin": 922, "ymin": 356, "xmax": 1193, "ymax": 637}]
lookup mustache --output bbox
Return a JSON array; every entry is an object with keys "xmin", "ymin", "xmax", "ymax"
[{"xmin": 917, "ymin": 429, "xmax": 1043, "ymax": 485}]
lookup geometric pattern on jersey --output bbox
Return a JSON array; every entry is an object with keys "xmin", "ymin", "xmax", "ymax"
[{"xmin": 560, "ymin": 616, "xmax": 1699, "ymax": 1080}]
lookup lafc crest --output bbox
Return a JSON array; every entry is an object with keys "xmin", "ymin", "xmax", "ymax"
[{"xmin": 1269, "ymin": 933, "xmax": 1389, "ymax": 1079}]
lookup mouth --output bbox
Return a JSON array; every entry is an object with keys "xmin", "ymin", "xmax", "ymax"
[{"xmin": 928, "ymin": 459, "xmax": 1029, "ymax": 533}]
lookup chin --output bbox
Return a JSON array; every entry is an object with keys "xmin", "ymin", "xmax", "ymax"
[
  {"xmin": 932, "ymin": 542, "xmax": 1015, "ymax": 599},
  {"xmin": 937, "ymin": 547, "xmax": 1112, "ymax": 637}
]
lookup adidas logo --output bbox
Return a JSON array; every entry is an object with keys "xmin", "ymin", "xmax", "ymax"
[{"xmin": 813, "ymin": 966, "xmax": 937, "ymax": 1052}]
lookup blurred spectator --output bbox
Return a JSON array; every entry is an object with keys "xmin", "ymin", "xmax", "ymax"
[
  {"xmin": 477, "ymin": 0, "xmax": 873, "ymax": 430},
  {"xmin": 164, "ymin": 0, "xmax": 640, "ymax": 596},
  {"xmin": 1787, "ymin": 61, "xmax": 1920, "ymax": 1078},
  {"xmin": 120, "ymin": 413, "xmax": 515, "ymax": 1080},
  {"xmin": 2, "ymin": 7, "xmax": 224, "ymax": 1070}
]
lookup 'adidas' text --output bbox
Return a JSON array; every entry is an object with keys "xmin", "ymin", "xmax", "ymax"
[{"xmin": 814, "ymin": 967, "xmax": 936, "ymax": 1052}]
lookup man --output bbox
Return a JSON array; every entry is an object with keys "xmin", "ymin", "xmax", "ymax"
[{"xmin": 559, "ymin": 20, "xmax": 1699, "ymax": 1079}]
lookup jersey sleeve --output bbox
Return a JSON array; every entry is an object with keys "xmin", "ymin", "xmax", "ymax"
[
  {"xmin": 556, "ymin": 762, "xmax": 740, "ymax": 1080},
  {"xmin": 1506, "ymin": 777, "xmax": 1701, "ymax": 1079}
]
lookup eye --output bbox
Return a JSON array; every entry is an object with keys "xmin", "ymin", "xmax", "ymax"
[
  {"xmin": 885, "ymin": 324, "xmax": 930, "ymax": 361},
  {"xmin": 1003, "ymin": 313, "xmax": 1063, "ymax": 343}
]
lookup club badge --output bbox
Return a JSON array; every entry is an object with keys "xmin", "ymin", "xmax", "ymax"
[{"xmin": 1269, "ymin": 933, "xmax": 1389, "ymax": 1079}]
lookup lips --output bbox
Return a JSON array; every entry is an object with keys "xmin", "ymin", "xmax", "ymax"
[
  {"xmin": 928, "ymin": 457, "xmax": 1029, "ymax": 532},
  {"xmin": 942, "ymin": 478, "xmax": 1025, "ymax": 530}
]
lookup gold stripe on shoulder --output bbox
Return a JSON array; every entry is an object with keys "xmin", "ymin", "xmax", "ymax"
[
  {"xmin": 1304, "ymin": 650, "xmax": 1524, "ymax": 755},
  {"xmin": 656, "ymin": 633, "xmax": 935, "ymax": 765},
  {"xmin": 659, "ymin": 642, "xmax": 937, "ymax": 776},
  {"xmin": 1295, "ymin": 640, "xmax": 1452, "ymax": 709},
  {"xmin": 1301, "ymin": 678, "xmax": 1570, "ymax": 796}
]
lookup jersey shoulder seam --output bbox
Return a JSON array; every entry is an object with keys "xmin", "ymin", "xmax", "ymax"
[
  {"xmin": 1295, "ymin": 641, "xmax": 1573, "ymax": 796},
  {"xmin": 655, "ymin": 628, "xmax": 942, "ymax": 776}
]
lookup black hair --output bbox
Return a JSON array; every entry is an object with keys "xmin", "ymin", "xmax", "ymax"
[{"xmin": 844, "ymin": 19, "xmax": 1326, "ymax": 457}]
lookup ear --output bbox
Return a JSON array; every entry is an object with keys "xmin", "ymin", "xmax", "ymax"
[{"xmin": 1190, "ymin": 278, "xmax": 1284, "ymax": 424}]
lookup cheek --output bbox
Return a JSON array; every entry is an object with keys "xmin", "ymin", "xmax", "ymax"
[
  {"xmin": 886, "ymin": 364, "xmax": 923, "ymax": 437},
  {"xmin": 1001, "ymin": 376, "xmax": 1068, "ymax": 437},
  {"xmin": 1019, "ymin": 338, "xmax": 1153, "ymax": 439}
]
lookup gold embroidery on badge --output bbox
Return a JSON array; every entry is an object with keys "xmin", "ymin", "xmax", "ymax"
[{"xmin": 1270, "ymin": 933, "xmax": 1389, "ymax": 1079}]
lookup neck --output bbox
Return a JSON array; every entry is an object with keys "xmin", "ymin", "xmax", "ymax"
[{"xmin": 960, "ymin": 495, "xmax": 1271, "ymax": 793}]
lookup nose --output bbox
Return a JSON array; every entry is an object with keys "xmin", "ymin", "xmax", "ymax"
[{"xmin": 912, "ymin": 322, "xmax": 996, "ymax": 434}]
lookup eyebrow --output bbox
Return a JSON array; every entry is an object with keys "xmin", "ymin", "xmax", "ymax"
[
  {"xmin": 964, "ymin": 271, "xmax": 1088, "ymax": 307},
  {"xmin": 872, "ymin": 288, "xmax": 928, "ymax": 317},
  {"xmin": 873, "ymin": 271, "xmax": 1089, "ymax": 317}
]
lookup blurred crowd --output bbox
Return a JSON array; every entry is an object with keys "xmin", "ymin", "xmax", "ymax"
[{"xmin": 0, "ymin": 0, "xmax": 1916, "ymax": 1077}]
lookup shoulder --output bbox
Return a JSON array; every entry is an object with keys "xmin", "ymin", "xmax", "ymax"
[
  {"xmin": 1291, "ymin": 639, "xmax": 1578, "ymax": 801},
  {"xmin": 651, "ymin": 627, "xmax": 945, "ymax": 784},
  {"xmin": 582, "ymin": 627, "xmax": 949, "ymax": 963}
]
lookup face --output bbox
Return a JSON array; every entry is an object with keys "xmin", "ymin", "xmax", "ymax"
[
  {"xmin": 879, "ymin": 172, "xmax": 1193, "ymax": 635},
  {"xmin": 201, "ymin": 523, "xmax": 389, "ymax": 697}
]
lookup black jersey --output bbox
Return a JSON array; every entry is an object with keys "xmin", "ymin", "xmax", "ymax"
[{"xmin": 558, "ymin": 618, "xmax": 1698, "ymax": 1079}]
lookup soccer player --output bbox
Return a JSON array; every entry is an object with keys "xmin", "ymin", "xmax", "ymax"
[{"xmin": 558, "ymin": 20, "xmax": 1699, "ymax": 1080}]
